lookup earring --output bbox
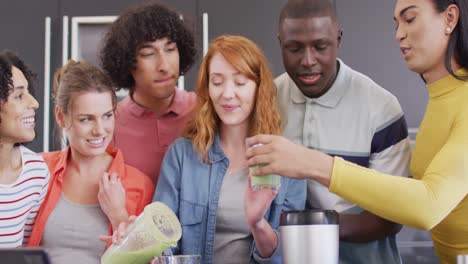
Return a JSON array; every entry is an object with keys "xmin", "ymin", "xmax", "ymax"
[{"xmin": 446, "ymin": 27, "xmax": 451, "ymax": 34}]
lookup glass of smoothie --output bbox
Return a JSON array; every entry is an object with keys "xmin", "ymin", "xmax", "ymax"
[
  {"xmin": 153, "ymin": 255, "xmax": 201, "ymax": 264},
  {"xmin": 249, "ymin": 143, "xmax": 281, "ymax": 191},
  {"xmin": 101, "ymin": 202, "xmax": 182, "ymax": 264}
]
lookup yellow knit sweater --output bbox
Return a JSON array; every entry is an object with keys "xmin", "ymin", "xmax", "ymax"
[{"xmin": 330, "ymin": 69, "xmax": 468, "ymax": 264}]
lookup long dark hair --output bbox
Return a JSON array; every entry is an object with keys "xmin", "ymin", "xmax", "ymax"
[{"xmin": 432, "ymin": 0, "xmax": 468, "ymax": 80}]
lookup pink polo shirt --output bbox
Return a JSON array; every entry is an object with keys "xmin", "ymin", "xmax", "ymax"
[{"xmin": 113, "ymin": 88, "xmax": 196, "ymax": 186}]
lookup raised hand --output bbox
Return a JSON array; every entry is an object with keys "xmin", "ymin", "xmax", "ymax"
[
  {"xmin": 244, "ymin": 176, "xmax": 279, "ymax": 258},
  {"xmin": 244, "ymin": 176, "xmax": 277, "ymax": 229},
  {"xmin": 99, "ymin": 215, "xmax": 137, "ymax": 245},
  {"xmin": 98, "ymin": 172, "xmax": 128, "ymax": 229}
]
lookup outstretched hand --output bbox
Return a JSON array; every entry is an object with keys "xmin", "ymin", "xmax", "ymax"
[
  {"xmin": 246, "ymin": 134, "xmax": 334, "ymax": 185},
  {"xmin": 99, "ymin": 215, "xmax": 137, "ymax": 245}
]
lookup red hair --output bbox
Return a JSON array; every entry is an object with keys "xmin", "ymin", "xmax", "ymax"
[{"xmin": 183, "ymin": 35, "xmax": 281, "ymax": 161}]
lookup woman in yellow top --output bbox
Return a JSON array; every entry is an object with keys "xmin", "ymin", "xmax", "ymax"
[{"xmin": 246, "ymin": 0, "xmax": 468, "ymax": 263}]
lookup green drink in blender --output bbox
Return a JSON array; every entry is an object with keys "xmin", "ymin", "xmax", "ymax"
[{"xmin": 101, "ymin": 202, "xmax": 182, "ymax": 264}]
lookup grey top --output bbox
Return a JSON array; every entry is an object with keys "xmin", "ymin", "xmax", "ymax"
[
  {"xmin": 42, "ymin": 194, "xmax": 109, "ymax": 264},
  {"xmin": 214, "ymin": 169, "xmax": 253, "ymax": 264}
]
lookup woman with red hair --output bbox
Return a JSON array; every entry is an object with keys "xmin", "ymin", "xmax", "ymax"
[{"xmin": 153, "ymin": 35, "xmax": 305, "ymax": 264}]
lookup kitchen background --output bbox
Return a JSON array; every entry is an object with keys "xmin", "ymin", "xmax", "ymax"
[{"xmin": 0, "ymin": 0, "xmax": 435, "ymax": 262}]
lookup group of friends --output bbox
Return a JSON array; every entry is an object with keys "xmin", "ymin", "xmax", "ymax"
[{"xmin": 0, "ymin": 0, "xmax": 467, "ymax": 263}]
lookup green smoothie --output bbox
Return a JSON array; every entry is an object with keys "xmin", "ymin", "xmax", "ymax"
[
  {"xmin": 101, "ymin": 243, "xmax": 169, "ymax": 264},
  {"xmin": 250, "ymin": 165, "xmax": 280, "ymax": 191}
]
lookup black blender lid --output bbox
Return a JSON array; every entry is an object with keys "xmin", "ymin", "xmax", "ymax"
[{"xmin": 280, "ymin": 209, "xmax": 339, "ymax": 226}]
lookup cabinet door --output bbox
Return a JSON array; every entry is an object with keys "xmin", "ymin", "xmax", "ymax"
[
  {"xmin": 0, "ymin": 0, "xmax": 59, "ymax": 152},
  {"xmin": 335, "ymin": 0, "xmax": 427, "ymax": 130},
  {"xmin": 59, "ymin": 0, "xmax": 198, "ymax": 90},
  {"xmin": 48, "ymin": 0, "xmax": 199, "ymax": 150},
  {"xmin": 198, "ymin": 0, "xmax": 287, "ymax": 77},
  {"xmin": 59, "ymin": 0, "xmax": 195, "ymax": 18}
]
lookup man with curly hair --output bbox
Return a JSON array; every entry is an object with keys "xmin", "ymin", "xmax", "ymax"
[{"xmin": 100, "ymin": 2, "xmax": 197, "ymax": 186}]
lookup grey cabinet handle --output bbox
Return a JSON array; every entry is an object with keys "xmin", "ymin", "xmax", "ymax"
[
  {"xmin": 62, "ymin": 16, "xmax": 69, "ymax": 66},
  {"xmin": 178, "ymin": 14, "xmax": 185, "ymax": 90},
  {"xmin": 60, "ymin": 16, "xmax": 70, "ymax": 149},
  {"xmin": 43, "ymin": 16, "xmax": 52, "ymax": 152},
  {"xmin": 458, "ymin": 255, "xmax": 468, "ymax": 264},
  {"xmin": 203, "ymin": 12, "xmax": 208, "ymax": 56}
]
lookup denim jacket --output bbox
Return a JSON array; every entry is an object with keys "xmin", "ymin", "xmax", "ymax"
[{"xmin": 153, "ymin": 135, "xmax": 306, "ymax": 264}]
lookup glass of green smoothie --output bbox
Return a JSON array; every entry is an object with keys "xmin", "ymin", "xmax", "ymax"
[
  {"xmin": 249, "ymin": 143, "xmax": 281, "ymax": 191},
  {"xmin": 153, "ymin": 255, "xmax": 201, "ymax": 264},
  {"xmin": 101, "ymin": 202, "xmax": 182, "ymax": 264}
]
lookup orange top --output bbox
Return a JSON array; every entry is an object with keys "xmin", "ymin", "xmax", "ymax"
[{"xmin": 28, "ymin": 145, "xmax": 154, "ymax": 246}]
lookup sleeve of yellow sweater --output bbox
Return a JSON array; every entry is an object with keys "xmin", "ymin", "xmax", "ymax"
[{"xmin": 329, "ymin": 114, "xmax": 468, "ymax": 230}]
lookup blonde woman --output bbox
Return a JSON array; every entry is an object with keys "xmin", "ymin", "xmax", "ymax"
[{"xmin": 28, "ymin": 61, "xmax": 154, "ymax": 263}]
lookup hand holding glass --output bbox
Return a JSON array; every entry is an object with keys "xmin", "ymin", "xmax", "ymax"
[{"xmin": 249, "ymin": 143, "xmax": 281, "ymax": 191}]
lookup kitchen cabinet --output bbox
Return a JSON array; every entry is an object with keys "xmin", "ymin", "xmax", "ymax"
[
  {"xmin": 198, "ymin": 0, "xmax": 287, "ymax": 77},
  {"xmin": 1, "ymin": 1, "xmax": 435, "ymax": 262},
  {"xmin": 0, "ymin": 0, "xmax": 59, "ymax": 152},
  {"xmin": 1, "ymin": 0, "xmax": 290, "ymax": 152}
]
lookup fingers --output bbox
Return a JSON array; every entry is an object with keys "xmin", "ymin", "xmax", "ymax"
[
  {"xmin": 117, "ymin": 222, "xmax": 127, "ymax": 240},
  {"xmin": 128, "ymin": 215, "xmax": 137, "ymax": 223},
  {"xmin": 101, "ymin": 172, "xmax": 110, "ymax": 190},
  {"xmin": 112, "ymin": 231, "xmax": 120, "ymax": 244},
  {"xmin": 247, "ymin": 154, "xmax": 272, "ymax": 172},
  {"xmin": 110, "ymin": 172, "xmax": 118, "ymax": 183},
  {"xmin": 245, "ymin": 134, "xmax": 274, "ymax": 149},
  {"xmin": 110, "ymin": 173, "xmax": 125, "ymax": 192},
  {"xmin": 250, "ymin": 164, "xmax": 276, "ymax": 177},
  {"xmin": 98, "ymin": 172, "xmax": 106, "ymax": 191},
  {"xmin": 246, "ymin": 142, "xmax": 272, "ymax": 158},
  {"xmin": 98, "ymin": 235, "xmax": 112, "ymax": 243},
  {"xmin": 100, "ymin": 215, "xmax": 135, "ymax": 245},
  {"xmin": 99, "ymin": 232, "xmax": 124, "ymax": 245}
]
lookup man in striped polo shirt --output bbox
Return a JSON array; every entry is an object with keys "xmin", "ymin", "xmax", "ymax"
[{"xmin": 274, "ymin": 1, "xmax": 411, "ymax": 263}]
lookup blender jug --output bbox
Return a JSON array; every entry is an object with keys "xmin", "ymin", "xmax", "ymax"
[
  {"xmin": 280, "ymin": 209, "xmax": 339, "ymax": 264},
  {"xmin": 101, "ymin": 202, "xmax": 182, "ymax": 264}
]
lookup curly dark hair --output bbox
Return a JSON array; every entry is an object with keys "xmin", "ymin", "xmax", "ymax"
[
  {"xmin": 0, "ymin": 50, "xmax": 36, "ymax": 105},
  {"xmin": 0, "ymin": 51, "xmax": 37, "ymax": 146},
  {"xmin": 100, "ymin": 2, "xmax": 196, "ymax": 93}
]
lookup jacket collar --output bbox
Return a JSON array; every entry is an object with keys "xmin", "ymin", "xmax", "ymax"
[
  {"xmin": 207, "ymin": 133, "xmax": 227, "ymax": 164},
  {"xmin": 51, "ymin": 145, "xmax": 126, "ymax": 181}
]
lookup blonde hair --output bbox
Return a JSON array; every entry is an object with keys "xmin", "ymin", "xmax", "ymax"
[
  {"xmin": 53, "ymin": 60, "xmax": 116, "ymax": 113},
  {"xmin": 183, "ymin": 35, "xmax": 281, "ymax": 161}
]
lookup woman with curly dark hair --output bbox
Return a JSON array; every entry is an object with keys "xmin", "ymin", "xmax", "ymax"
[
  {"xmin": 100, "ymin": 2, "xmax": 197, "ymax": 187},
  {"xmin": 0, "ymin": 50, "xmax": 49, "ymax": 248}
]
